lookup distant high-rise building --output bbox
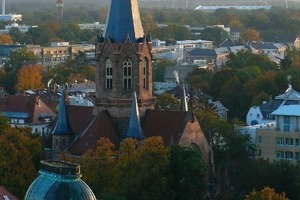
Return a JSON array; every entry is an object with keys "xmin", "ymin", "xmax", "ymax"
[{"xmin": 56, "ymin": 0, "xmax": 64, "ymax": 19}]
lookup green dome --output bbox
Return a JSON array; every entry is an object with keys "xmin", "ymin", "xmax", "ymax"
[{"xmin": 25, "ymin": 160, "xmax": 97, "ymax": 200}]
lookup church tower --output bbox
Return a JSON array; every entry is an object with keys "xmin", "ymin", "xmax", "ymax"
[
  {"xmin": 56, "ymin": 0, "xmax": 64, "ymax": 19},
  {"xmin": 94, "ymin": 0, "xmax": 155, "ymax": 121}
]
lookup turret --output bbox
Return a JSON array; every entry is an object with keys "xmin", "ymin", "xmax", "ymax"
[{"xmin": 123, "ymin": 92, "xmax": 145, "ymax": 140}]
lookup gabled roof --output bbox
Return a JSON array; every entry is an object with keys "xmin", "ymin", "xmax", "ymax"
[
  {"xmin": 68, "ymin": 110, "xmax": 119, "ymax": 155},
  {"xmin": 143, "ymin": 110, "xmax": 188, "ymax": 145},
  {"xmin": 275, "ymin": 87, "xmax": 300, "ymax": 100},
  {"xmin": 251, "ymin": 42, "xmax": 278, "ymax": 50},
  {"xmin": 188, "ymin": 48, "xmax": 217, "ymax": 56},
  {"xmin": 0, "ymin": 95, "xmax": 56, "ymax": 124},
  {"xmin": 104, "ymin": 0, "xmax": 144, "ymax": 43},
  {"xmin": 67, "ymin": 106, "xmax": 93, "ymax": 135}
]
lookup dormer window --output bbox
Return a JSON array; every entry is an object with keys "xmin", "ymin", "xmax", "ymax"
[{"xmin": 123, "ymin": 58, "xmax": 132, "ymax": 89}]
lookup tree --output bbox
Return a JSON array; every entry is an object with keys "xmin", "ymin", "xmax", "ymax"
[
  {"xmin": 143, "ymin": 12, "xmax": 158, "ymax": 34},
  {"xmin": 82, "ymin": 138, "xmax": 118, "ymax": 198},
  {"xmin": 200, "ymin": 27, "xmax": 229, "ymax": 46},
  {"xmin": 0, "ymin": 34, "xmax": 13, "ymax": 44},
  {"xmin": 15, "ymin": 64, "xmax": 44, "ymax": 91},
  {"xmin": 244, "ymin": 187, "xmax": 289, "ymax": 200},
  {"xmin": 153, "ymin": 59, "xmax": 176, "ymax": 82},
  {"xmin": 168, "ymin": 145, "xmax": 207, "ymax": 200},
  {"xmin": 4, "ymin": 48, "xmax": 39, "ymax": 73},
  {"xmin": 155, "ymin": 93, "xmax": 179, "ymax": 110},
  {"xmin": 0, "ymin": 128, "xmax": 39, "ymax": 199},
  {"xmin": 240, "ymin": 28, "xmax": 261, "ymax": 43}
]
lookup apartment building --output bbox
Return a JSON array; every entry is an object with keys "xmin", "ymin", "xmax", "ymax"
[{"xmin": 256, "ymin": 105, "xmax": 300, "ymax": 163}]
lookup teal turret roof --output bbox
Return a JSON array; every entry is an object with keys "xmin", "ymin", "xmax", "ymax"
[
  {"xmin": 104, "ymin": 0, "xmax": 144, "ymax": 43},
  {"xmin": 52, "ymin": 90, "xmax": 72, "ymax": 135},
  {"xmin": 124, "ymin": 92, "xmax": 145, "ymax": 140},
  {"xmin": 24, "ymin": 160, "xmax": 97, "ymax": 200}
]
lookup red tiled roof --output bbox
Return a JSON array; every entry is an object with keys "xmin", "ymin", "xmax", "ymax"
[
  {"xmin": 0, "ymin": 186, "xmax": 19, "ymax": 200},
  {"xmin": 0, "ymin": 95, "xmax": 56, "ymax": 124},
  {"xmin": 67, "ymin": 105, "xmax": 93, "ymax": 135},
  {"xmin": 68, "ymin": 110, "xmax": 119, "ymax": 155},
  {"xmin": 142, "ymin": 109, "xmax": 188, "ymax": 145}
]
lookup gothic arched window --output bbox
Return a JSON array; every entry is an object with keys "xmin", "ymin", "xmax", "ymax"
[
  {"xmin": 123, "ymin": 58, "xmax": 132, "ymax": 89},
  {"xmin": 105, "ymin": 59, "xmax": 113, "ymax": 89}
]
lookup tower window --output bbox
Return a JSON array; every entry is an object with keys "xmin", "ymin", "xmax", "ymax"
[
  {"xmin": 143, "ymin": 59, "xmax": 147, "ymax": 89},
  {"xmin": 123, "ymin": 58, "xmax": 132, "ymax": 89},
  {"xmin": 106, "ymin": 59, "xmax": 113, "ymax": 89}
]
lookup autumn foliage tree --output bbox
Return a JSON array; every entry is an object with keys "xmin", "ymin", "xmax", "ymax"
[
  {"xmin": 0, "ymin": 34, "xmax": 13, "ymax": 44},
  {"xmin": 81, "ymin": 137, "xmax": 207, "ymax": 200},
  {"xmin": 244, "ymin": 187, "xmax": 289, "ymax": 200},
  {"xmin": 15, "ymin": 64, "xmax": 44, "ymax": 91},
  {"xmin": 0, "ymin": 126, "xmax": 40, "ymax": 199},
  {"xmin": 240, "ymin": 28, "xmax": 261, "ymax": 43}
]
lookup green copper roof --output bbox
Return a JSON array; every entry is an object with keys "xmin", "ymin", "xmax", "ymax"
[{"xmin": 24, "ymin": 160, "xmax": 97, "ymax": 200}]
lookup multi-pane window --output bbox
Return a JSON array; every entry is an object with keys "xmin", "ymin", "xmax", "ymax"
[
  {"xmin": 123, "ymin": 58, "xmax": 132, "ymax": 89},
  {"xmin": 284, "ymin": 116, "xmax": 290, "ymax": 132},
  {"xmin": 286, "ymin": 151, "xmax": 293, "ymax": 159},
  {"xmin": 286, "ymin": 138, "xmax": 293, "ymax": 146},
  {"xmin": 106, "ymin": 59, "xmax": 113, "ymax": 89},
  {"xmin": 276, "ymin": 137, "xmax": 284, "ymax": 145},
  {"xmin": 276, "ymin": 151, "xmax": 284, "ymax": 159},
  {"xmin": 143, "ymin": 59, "xmax": 147, "ymax": 89}
]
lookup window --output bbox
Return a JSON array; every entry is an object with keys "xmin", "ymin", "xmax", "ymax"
[
  {"xmin": 296, "ymin": 152, "xmax": 300, "ymax": 160},
  {"xmin": 276, "ymin": 137, "xmax": 284, "ymax": 145},
  {"xmin": 123, "ymin": 58, "xmax": 132, "ymax": 89},
  {"xmin": 284, "ymin": 116, "xmax": 290, "ymax": 132},
  {"xmin": 286, "ymin": 138, "xmax": 293, "ymax": 146},
  {"xmin": 257, "ymin": 136, "xmax": 262, "ymax": 144},
  {"xmin": 276, "ymin": 151, "xmax": 284, "ymax": 159},
  {"xmin": 296, "ymin": 139, "xmax": 300, "ymax": 147},
  {"xmin": 143, "ymin": 59, "xmax": 147, "ymax": 89},
  {"xmin": 105, "ymin": 59, "xmax": 113, "ymax": 89},
  {"xmin": 286, "ymin": 151, "xmax": 293, "ymax": 159}
]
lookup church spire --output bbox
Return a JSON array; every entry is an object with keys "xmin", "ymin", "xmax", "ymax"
[
  {"xmin": 52, "ymin": 89, "xmax": 72, "ymax": 135},
  {"xmin": 104, "ymin": 0, "xmax": 144, "ymax": 43},
  {"xmin": 180, "ymin": 84, "xmax": 188, "ymax": 112},
  {"xmin": 123, "ymin": 92, "xmax": 145, "ymax": 140}
]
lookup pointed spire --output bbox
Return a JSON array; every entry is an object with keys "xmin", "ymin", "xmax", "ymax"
[
  {"xmin": 104, "ymin": 0, "xmax": 144, "ymax": 43},
  {"xmin": 124, "ymin": 92, "xmax": 145, "ymax": 140},
  {"xmin": 52, "ymin": 89, "xmax": 72, "ymax": 135},
  {"xmin": 180, "ymin": 84, "xmax": 188, "ymax": 112}
]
